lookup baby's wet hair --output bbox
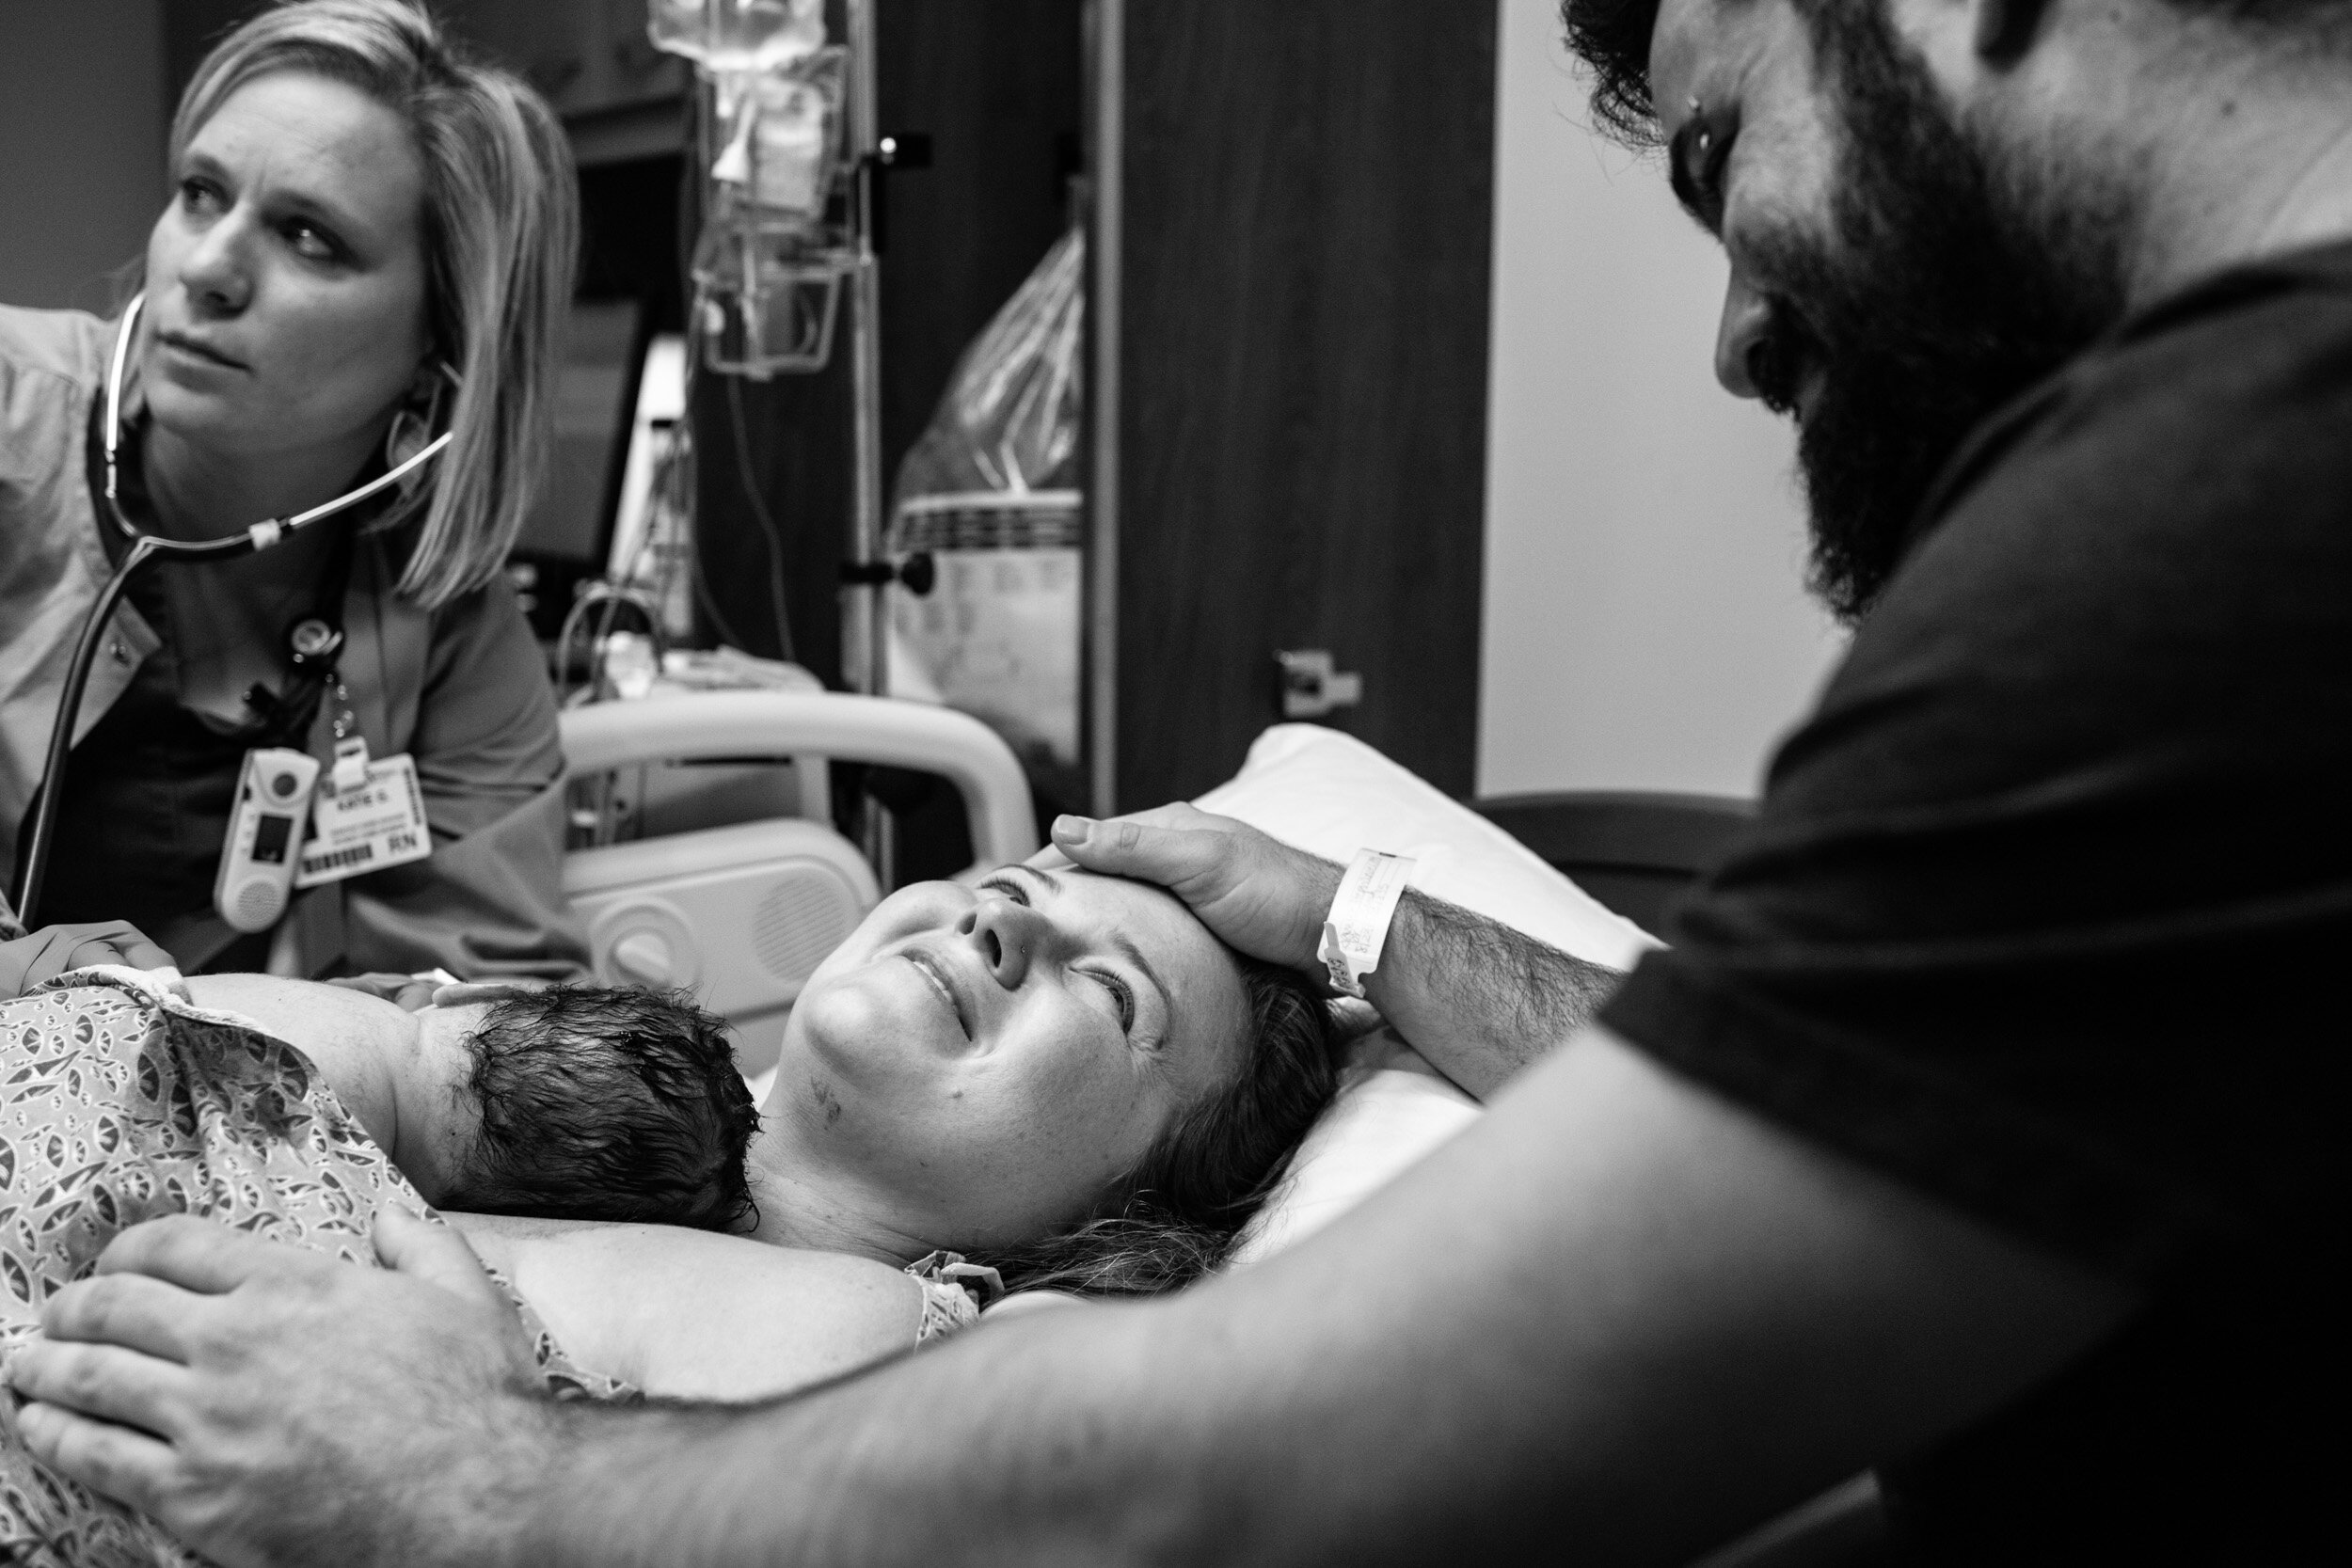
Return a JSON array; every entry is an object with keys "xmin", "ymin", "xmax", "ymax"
[{"xmin": 437, "ymin": 986, "xmax": 759, "ymax": 1231}]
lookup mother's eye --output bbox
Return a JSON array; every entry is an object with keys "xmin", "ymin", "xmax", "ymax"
[{"xmin": 1089, "ymin": 971, "xmax": 1137, "ymax": 1034}]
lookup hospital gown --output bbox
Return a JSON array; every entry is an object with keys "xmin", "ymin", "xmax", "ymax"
[{"xmin": 0, "ymin": 968, "xmax": 627, "ymax": 1568}]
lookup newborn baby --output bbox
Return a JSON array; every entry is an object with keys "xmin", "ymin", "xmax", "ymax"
[
  {"xmin": 0, "ymin": 970, "xmax": 766, "ymax": 1566},
  {"xmin": 179, "ymin": 974, "xmax": 758, "ymax": 1229}
]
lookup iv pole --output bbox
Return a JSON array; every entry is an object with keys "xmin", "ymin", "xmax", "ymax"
[{"xmin": 842, "ymin": 0, "xmax": 893, "ymax": 886}]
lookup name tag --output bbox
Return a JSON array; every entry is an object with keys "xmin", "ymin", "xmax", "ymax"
[{"xmin": 294, "ymin": 752, "xmax": 432, "ymax": 887}]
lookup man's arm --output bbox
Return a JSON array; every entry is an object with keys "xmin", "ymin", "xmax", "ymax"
[
  {"xmin": 1051, "ymin": 806, "xmax": 1621, "ymax": 1097},
  {"xmin": 11, "ymin": 1024, "xmax": 2134, "ymax": 1568}
]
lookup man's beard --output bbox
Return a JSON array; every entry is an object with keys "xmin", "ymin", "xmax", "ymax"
[{"xmin": 1753, "ymin": 4, "xmax": 2133, "ymax": 622}]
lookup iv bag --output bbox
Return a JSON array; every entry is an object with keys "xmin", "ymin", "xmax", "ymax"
[
  {"xmin": 890, "ymin": 230, "xmax": 1086, "ymax": 810},
  {"xmin": 893, "ymin": 229, "xmax": 1084, "ymax": 498},
  {"xmin": 648, "ymin": 0, "xmax": 824, "ymax": 74},
  {"xmin": 707, "ymin": 46, "xmax": 845, "ymax": 223}
]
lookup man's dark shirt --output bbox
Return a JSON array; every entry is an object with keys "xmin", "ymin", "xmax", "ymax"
[{"xmin": 1602, "ymin": 239, "xmax": 2350, "ymax": 1560}]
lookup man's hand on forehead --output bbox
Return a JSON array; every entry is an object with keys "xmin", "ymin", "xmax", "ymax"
[{"xmin": 1050, "ymin": 804, "xmax": 1342, "ymax": 981}]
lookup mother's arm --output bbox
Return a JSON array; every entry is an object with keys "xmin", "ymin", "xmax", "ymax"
[{"xmin": 452, "ymin": 1215, "xmax": 925, "ymax": 1402}]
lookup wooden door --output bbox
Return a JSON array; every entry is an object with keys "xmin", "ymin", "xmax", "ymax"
[{"xmin": 1093, "ymin": 0, "xmax": 1497, "ymax": 810}]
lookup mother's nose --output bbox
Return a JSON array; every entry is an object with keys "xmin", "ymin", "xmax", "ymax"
[{"xmin": 960, "ymin": 896, "xmax": 1047, "ymax": 988}]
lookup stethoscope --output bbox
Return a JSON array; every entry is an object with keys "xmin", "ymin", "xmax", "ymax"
[{"xmin": 7, "ymin": 293, "xmax": 457, "ymax": 926}]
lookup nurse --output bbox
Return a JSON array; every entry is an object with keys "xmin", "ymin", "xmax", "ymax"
[{"xmin": 0, "ymin": 0, "xmax": 588, "ymax": 979}]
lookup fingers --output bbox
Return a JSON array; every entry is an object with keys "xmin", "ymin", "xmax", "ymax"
[
  {"xmin": 431, "ymin": 978, "xmax": 552, "ymax": 1008},
  {"xmin": 8, "ymin": 1399, "xmax": 180, "ymax": 1519},
  {"xmin": 326, "ymin": 972, "xmax": 415, "ymax": 998},
  {"xmin": 90, "ymin": 1213, "xmax": 311, "ymax": 1294},
  {"xmin": 40, "ymin": 1270, "xmax": 206, "ymax": 1362},
  {"xmin": 1050, "ymin": 810, "xmax": 1230, "ymax": 886},
  {"xmin": 8, "ymin": 1338, "xmax": 193, "ymax": 1445},
  {"xmin": 69, "ymin": 939, "xmax": 178, "ymax": 974},
  {"xmin": 373, "ymin": 1208, "xmax": 509, "ymax": 1312},
  {"xmin": 105, "ymin": 927, "xmax": 177, "ymax": 974}
]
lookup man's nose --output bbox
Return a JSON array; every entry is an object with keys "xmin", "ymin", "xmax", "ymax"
[
  {"xmin": 1714, "ymin": 273, "xmax": 1774, "ymax": 400},
  {"xmin": 960, "ymin": 897, "xmax": 1045, "ymax": 988}
]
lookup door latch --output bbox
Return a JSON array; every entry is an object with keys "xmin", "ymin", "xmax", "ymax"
[{"xmin": 1275, "ymin": 649, "xmax": 1362, "ymax": 720}]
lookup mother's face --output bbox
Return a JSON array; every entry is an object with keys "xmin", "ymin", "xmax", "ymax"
[
  {"xmin": 141, "ymin": 71, "xmax": 431, "ymax": 460},
  {"xmin": 779, "ymin": 864, "xmax": 1251, "ymax": 1247}
]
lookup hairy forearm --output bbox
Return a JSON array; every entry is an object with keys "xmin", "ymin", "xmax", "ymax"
[
  {"xmin": 1367, "ymin": 889, "xmax": 1622, "ymax": 1099},
  {"xmin": 479, "ymin": 1024, "xmax": 2120, "ymax": 1568},
  {"xmin": 260, "ymin": 1029, "xmax": 2133, "ymax": 1568},
  {"xmin": 511, "ymin": 1308, "xmax": 1222, "ymax": 1567}
]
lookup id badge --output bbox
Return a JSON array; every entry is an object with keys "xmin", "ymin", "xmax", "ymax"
[{"xmin": 294, "ymin": 749, "xmax": 433, "ymax": 887}]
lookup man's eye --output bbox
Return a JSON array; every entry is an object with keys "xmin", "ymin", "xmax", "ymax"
[
  {"xmin": 179, "ymin": 179, "xmax": 222, "ymax": 214},
  {"xmin": 1671, "ymin": 110, "xmax": 1739, "ymax": 235},
  {"xmin": 1695, "ymin": 131, "xmax": 1734, "ymax": 219},
  {"xmin": 977, "ymin": 877, "xmax": 1029, "ymax": 907}
]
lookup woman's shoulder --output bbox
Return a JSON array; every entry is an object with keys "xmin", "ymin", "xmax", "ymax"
[
  {"xmin": 0, "ymin": 309, "xmax": 109, "ymax": 500},
  {"xmin": 0, "ymin": 305, "xmax": 112, "ymax": 388}
]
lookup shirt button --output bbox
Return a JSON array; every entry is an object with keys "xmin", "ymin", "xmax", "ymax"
[{"xmin": 109, "ymin": 641, "xmax": 129, "ymax": 664}]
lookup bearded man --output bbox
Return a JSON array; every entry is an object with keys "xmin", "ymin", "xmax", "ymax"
[{"xmin": 8, "ymin": 1, "xmax": 2344, "ymax": 1563}]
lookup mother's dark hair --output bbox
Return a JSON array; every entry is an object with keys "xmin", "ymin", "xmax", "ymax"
[{"xmin": 985, "ymin": 955, "xmax": 1342, "ymax": 1296}]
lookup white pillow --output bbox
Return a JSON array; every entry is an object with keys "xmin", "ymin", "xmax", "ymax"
[
  {"xmin": 1193, "ymin": 725, "xmax": 1658, "ymax": 972},
  {"xmin": 1200, "ymin": 725, "xmax": 1662, "ymax": 1266}
]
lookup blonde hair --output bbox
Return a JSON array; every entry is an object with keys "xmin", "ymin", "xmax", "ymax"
[{"xmin": 170, "ymin": 0, "xmax": 579, "ymax": 609}]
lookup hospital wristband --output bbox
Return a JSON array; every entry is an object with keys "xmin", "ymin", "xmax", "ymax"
[{"xmin": 1316, "ymin": 848, "xmax": 1417, "ymax": 999}]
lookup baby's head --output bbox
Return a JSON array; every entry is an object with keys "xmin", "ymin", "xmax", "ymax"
[{"xmin": 436, "ymin": 986, "xmax": 760, "ymax": 1232}]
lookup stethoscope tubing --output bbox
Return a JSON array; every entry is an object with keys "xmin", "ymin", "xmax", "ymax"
[{"xmin": 7, "ymin": 296, "xmax": 453, "ymax": 925}]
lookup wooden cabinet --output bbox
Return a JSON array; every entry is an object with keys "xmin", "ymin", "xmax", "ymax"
[
  {"xmin": 1086, "ymin": 0, "xmax": 1496, "ymax": 809},
  {"xmin": 699, "ymin": 0, "xmax": 1496, "ymax": 845}
]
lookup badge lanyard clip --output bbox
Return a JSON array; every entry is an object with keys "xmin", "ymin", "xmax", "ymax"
[{"xmin": 292, "ymin": 672, "xmax": 430, "ymax": 890}]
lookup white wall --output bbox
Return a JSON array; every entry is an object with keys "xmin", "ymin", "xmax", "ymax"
[
  {"xmin": 1478, "ymin": 0, "xmax": 1845, "ymax": 800},
  {"xmin": 0, "ymin": 0, "xmax": 167, "ymax": 311}
]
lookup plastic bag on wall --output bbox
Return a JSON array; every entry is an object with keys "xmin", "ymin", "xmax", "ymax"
[{"xmin": 891, "ymin": 230, "xmax": 1085, "ymax": 810}]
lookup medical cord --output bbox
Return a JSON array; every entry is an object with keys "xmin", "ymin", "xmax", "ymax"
[{"xmin": 723, "ymin": 372, "xmax": 797, "ymax": 664}]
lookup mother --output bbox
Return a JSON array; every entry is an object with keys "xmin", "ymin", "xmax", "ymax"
[
  {"xmin": 0, "ymin": 863, "xmax": 1339, "ymax": 1563},
  {"xmin": 0, "ymin": 0, "xmax": 584, "ymax": 980},
  {"xmin": 1, "ymin": 861, "xmax": 1339, "ymax": 1390}
]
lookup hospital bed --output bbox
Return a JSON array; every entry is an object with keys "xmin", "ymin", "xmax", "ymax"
[{"xmin": 558, "ymin": 704, "xmax": 1878, "ymax": 1565}]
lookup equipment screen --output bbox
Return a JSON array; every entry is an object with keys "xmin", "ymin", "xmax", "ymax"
[{"xmin": 251, "ymin": 813, "xmax": 294, "ymax": 864}]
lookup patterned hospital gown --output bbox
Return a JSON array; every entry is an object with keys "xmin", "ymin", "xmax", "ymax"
[{"xmin": 0, "ymin": 968, "xmax": 629, "ymax": 1568}]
